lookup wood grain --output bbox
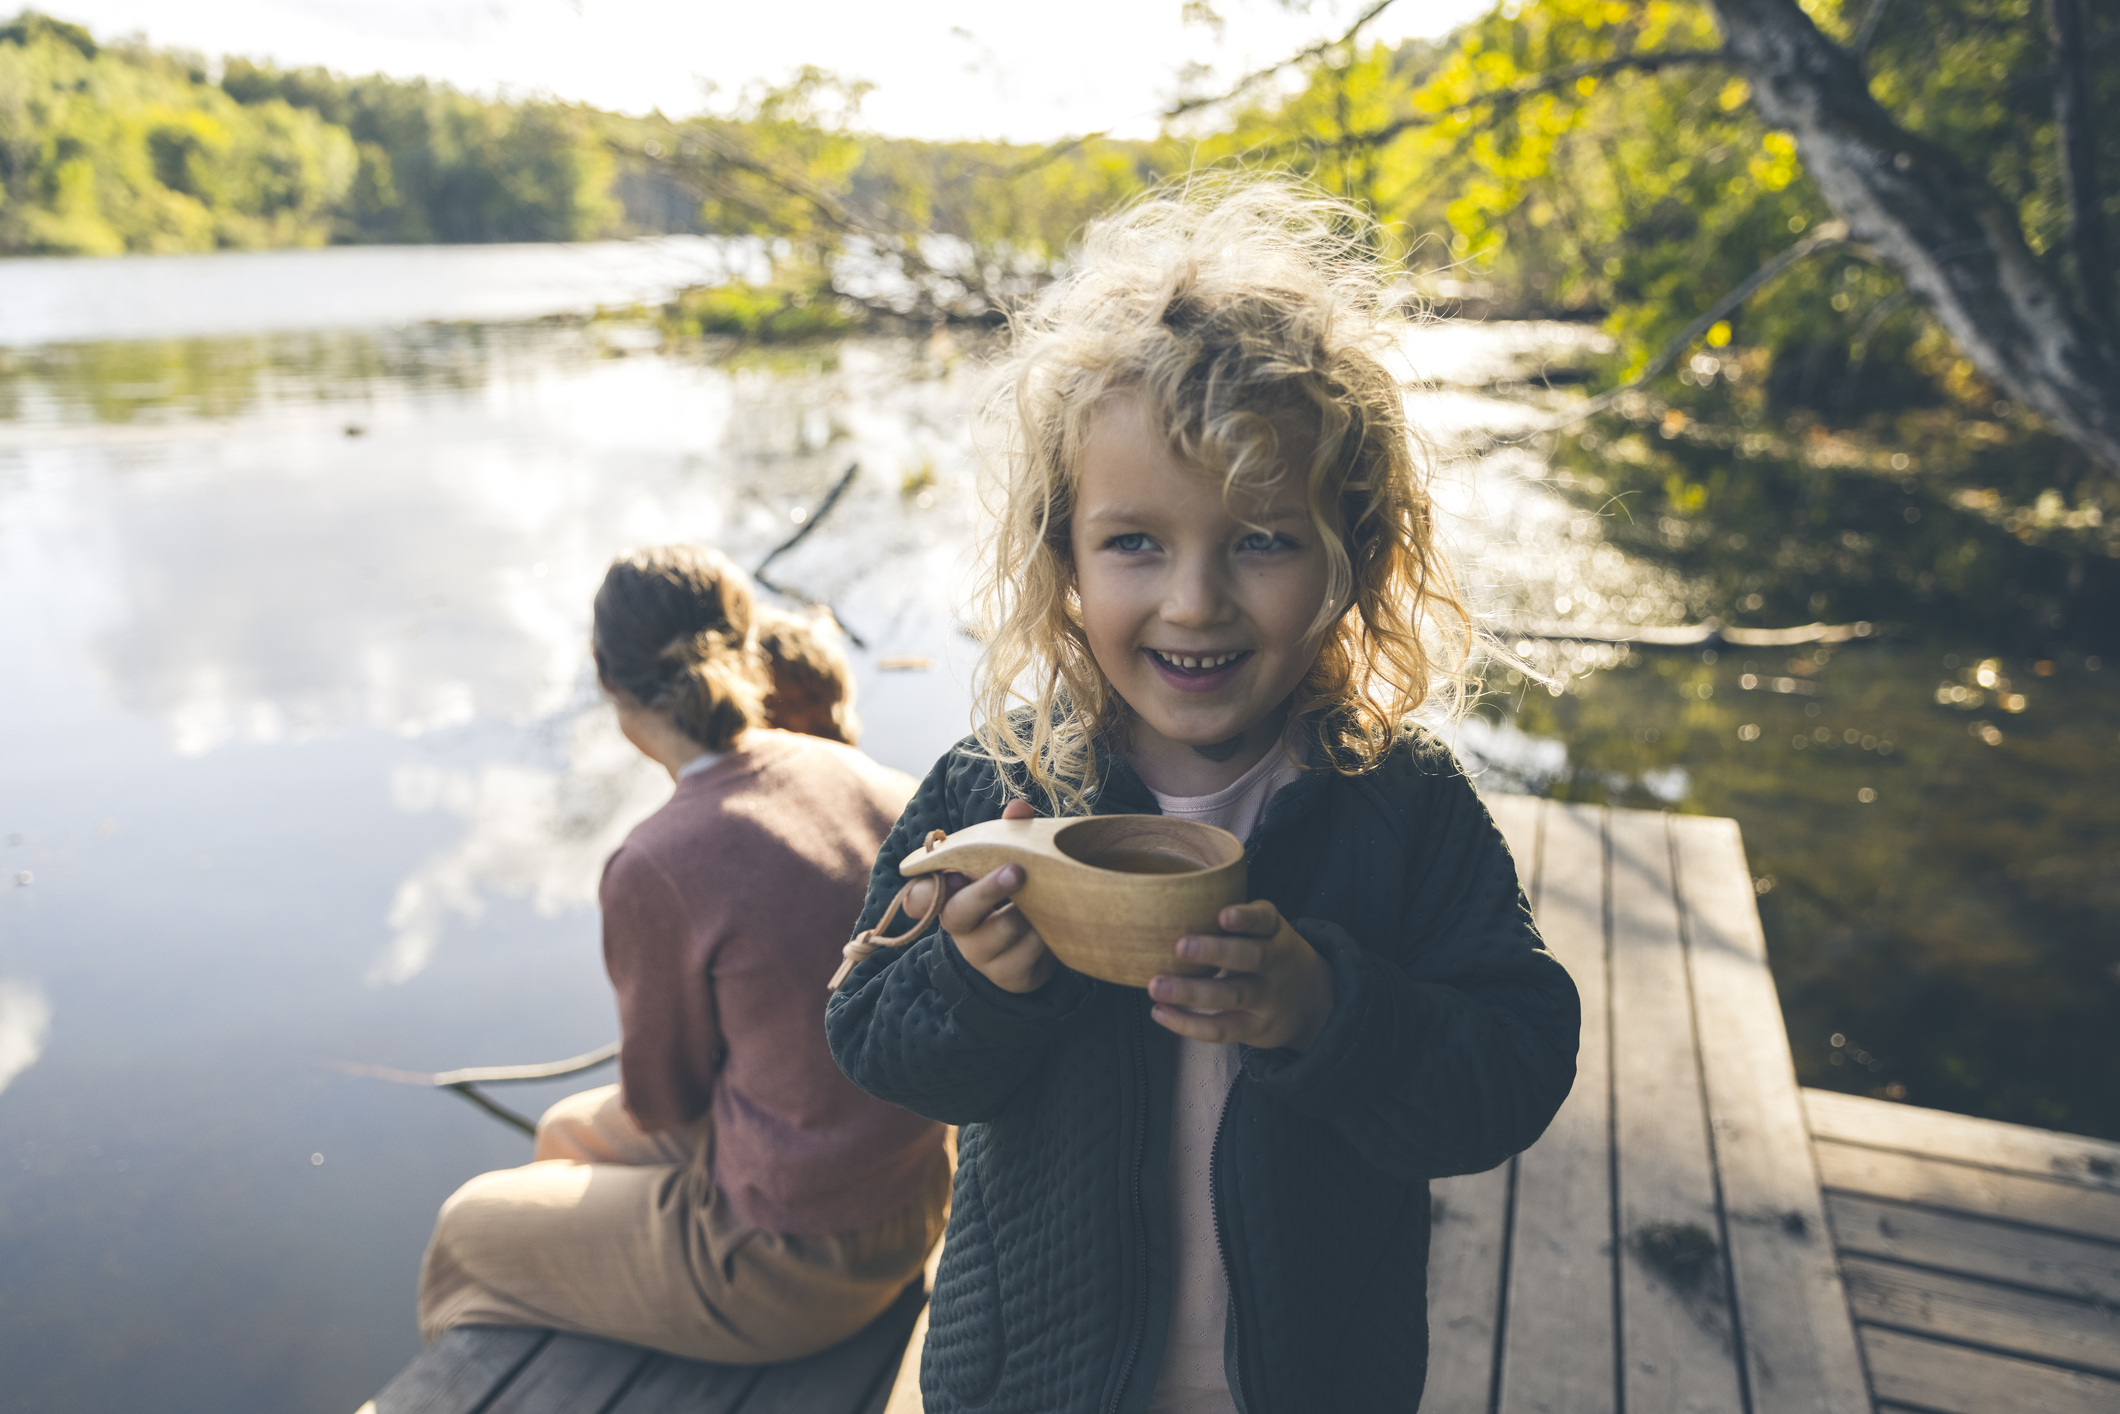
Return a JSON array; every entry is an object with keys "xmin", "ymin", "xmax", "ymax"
[
  {"xmin": 1805, "ymin": 1089, "xmax": 2120, "ymax": 1194},
  {"xmin": 483, "ymin": 1334, "xmax": 650, "ymax": 1414},
  {"xmin": 1496, "ymin": 797, "xmax": 1620, "ymax": 1414},
  {"xmin": 1814, "ymin": 1139, "xmax": 2120, "ymax": 1241},
  {"xmin": 901, "ymin": 814, "xmax": 1245, "ymax": 988},
  {"xmin": 1669, "ymin": 813, "xmax": 1870, "ymax": 1414},
  {"xmin": 1859, "ymin": 1326, "xmax": 2120, "ymax": 1414},
  {"xmin": 1844, "ymin": 1255, "xmax": 2120, "ymax": 1376},
  {"xmin": 373, "ymin": 1327, "xmax": 550, "ymax": 1414},
  {"xmin": 1825, "ymin": 1191, "xmax": 2120, "ymax": 1304},
  {"xmin": 1605, "ymin": 807, "xmax": 1746, "ymax": 1414},
  {"xmin": 608, "ymin": 1360, "xmax": 764, "ymax": 1414},
  {"xmin": 1424, "ymin": 1164, "xmax": 1513, "ymax": 1411},
  {"xmin": 739, "ymin": 1283, "xmax": 927, "ymax": 1414}
]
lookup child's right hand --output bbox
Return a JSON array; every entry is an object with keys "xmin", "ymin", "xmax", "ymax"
[{"xmin": 902, "ymin": 799, "xmax": 1056, "ymax": 994}]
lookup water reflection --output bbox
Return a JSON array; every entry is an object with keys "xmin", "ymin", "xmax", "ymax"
[
  {"xmin": 1482, "ymin": 644, "xmax": 2120, "ymax": 1139},
  {"xmin": 0, "ymin": 978, "xmax": 52, "ymax": 1095}
]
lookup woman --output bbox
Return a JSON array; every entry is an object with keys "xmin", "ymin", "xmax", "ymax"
[{"xmin": 416, "ymin": 546, "xmax": 947, "ymax": 1362}]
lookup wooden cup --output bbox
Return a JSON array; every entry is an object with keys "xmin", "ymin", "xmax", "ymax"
[{"xmin": 900, "ymin": 814, "xmax": 1247, "ymax": 989}]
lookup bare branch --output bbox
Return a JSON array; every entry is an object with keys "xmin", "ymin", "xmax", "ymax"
[
  {"xmin": 1165, "ymin": 0, "xmax": 1400, "ymax": 119},
  {"xmin": 1266, "ymin": 48, "xmax": 1730, "ymax": 159},
  {"xmin": 1852, "ymin": 0, "xmax": 1893, "ymax": 66}
]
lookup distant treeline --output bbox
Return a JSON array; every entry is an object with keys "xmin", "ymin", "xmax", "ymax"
[{"xmin": 0, "ymin": 11, "xmax": 634, "ymax": 253}]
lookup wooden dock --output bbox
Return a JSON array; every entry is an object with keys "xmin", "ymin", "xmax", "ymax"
[{"xmin": 367, "ymin": 796, "xmax": 2120, "ymax": 1413}]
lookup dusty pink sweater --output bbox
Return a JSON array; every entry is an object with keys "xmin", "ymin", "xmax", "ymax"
[{"xmin": 599, "ymin": 729, "xmax": 942, "ymax": 1235}]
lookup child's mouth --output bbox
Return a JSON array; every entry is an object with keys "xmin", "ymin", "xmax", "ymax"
[{"xmin": 1144, "ymin": 648, "xmax": 1252, "ymax": 692}]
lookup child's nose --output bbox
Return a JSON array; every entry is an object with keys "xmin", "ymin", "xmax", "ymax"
[{"xmin": 1159, "ymin": 557, "xmax": 1233, "ymax": 626}]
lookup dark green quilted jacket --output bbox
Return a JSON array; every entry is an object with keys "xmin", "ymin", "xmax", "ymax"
[{"xmin": 825, "ymin": 728, "xmax": 1579, "ymax": 1414}]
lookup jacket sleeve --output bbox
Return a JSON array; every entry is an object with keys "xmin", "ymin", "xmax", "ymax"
[
  {"xmin": 824, "ymin": 745, "xmax": 1098, "ymax": 1124},
  {"xmin": 1243, "ymin": 758, "xmax": 1581, "ymax": 1179},
  {"xmin": 602, "ymin": 844, "xmax": 721, "ymax": 1131}
]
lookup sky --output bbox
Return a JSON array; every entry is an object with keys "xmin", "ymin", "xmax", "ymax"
[{"xmin": 49, "ymin": 0, "xmax": 1492, "ymax": 142}]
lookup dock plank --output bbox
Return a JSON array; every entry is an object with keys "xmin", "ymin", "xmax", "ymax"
[
  {"xmin": 608, "ymin": 1359, "xmax": 764, "ymax": 1414},
  {"xmin": 1805, "ymin": 1089, "xmax": 2120, "ymax": 1194},
  {"xmin": 1843, "ymin": 1255, "xmax": 2120, "ymax": 1376},
  {"xmin": 1495, "ymin": 796, "xmax": 1618, "ymax": 1414},
  {"xmin": 740, "ymin": 1282, "xmax": 926, "ymax": 1414},
  {"xmin": 1669, "ymin": 813, "xmax": 1870, "ymax": 1414},
  {"xmin": 373, "ymin": 1327, "xmax": 551, "ymax": 1414},
  {"xmin": 1860, "ymin": 1327, "xmax": 2120, "ymax": 1414},
  {"xmin": 1814, "ymin": 1139, "xmax": 2120, "ymax": 1241},
  {"xmin": 1424, "ymin": 1164, "xmax": 1512, "ymax": 1410},
  {"xmin": 1824, "ymin": 1191, "xmax": 2120, "ymax": 1304},
  {"xmin": 1412, "ymin": 792, "xmax": 1541, "ymax": 1414},
  {"xmin": 1604, "ymin": 807, "xmax": 1746, "ymax": 1414},
  {"xmin": 484, "ymin": 1334, "xmax": 651, "ymax": 1414}
]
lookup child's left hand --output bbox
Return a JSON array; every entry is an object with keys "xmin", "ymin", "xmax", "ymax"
[{"xmin": 1148, "ymin": 902, "xmax": 1335, "ymax": 1052}]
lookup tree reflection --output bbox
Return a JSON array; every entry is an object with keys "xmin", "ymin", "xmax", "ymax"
[{"xmin": 1486, "ymin": 646, "xmax": 2120, "ymax": 1140}]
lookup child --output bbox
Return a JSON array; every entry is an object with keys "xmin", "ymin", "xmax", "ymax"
[
  {"xmin": 825, "ymin": 179, "xmax": 1579, "ymax": 1414},
  {"xmin": 417, "ymin": 547, "xmax": 946, "ymax": 1362},
  {"xmin": 757, "ymin": 605, "xmax": 863, "ymax": 746}
]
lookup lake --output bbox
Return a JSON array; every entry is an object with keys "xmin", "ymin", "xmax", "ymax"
[{"xmin": 1, "ymin": 240, "xmax": 2112, "ymax": 1412}]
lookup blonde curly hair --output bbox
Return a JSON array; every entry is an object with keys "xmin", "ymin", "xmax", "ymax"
[{"xmin": 969, "ymin": 174, "xmax": 1471, "ymax": 815}]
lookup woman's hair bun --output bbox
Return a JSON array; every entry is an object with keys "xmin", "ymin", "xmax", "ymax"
[{"xmin": 593, "ymin": 547, "xmax": 766, "ymax": 752}]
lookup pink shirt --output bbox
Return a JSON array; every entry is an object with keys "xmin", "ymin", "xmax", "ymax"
[
  {"xmin": 1146, "ymin": 741, "xmax": 1306, "ymax": 1414},
  {"xmin": 600, "ymin": 729, "xmax": 944, "ymax": 1235}
]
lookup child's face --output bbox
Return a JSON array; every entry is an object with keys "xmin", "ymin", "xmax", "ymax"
[{"xmin": 1071, "ymin": 397, "xmax": 1334, "ymax": 761}]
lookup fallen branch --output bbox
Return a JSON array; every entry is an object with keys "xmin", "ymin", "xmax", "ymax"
[
  {"xmin": 1497, "ymin": 619, "xmax": 1880, "ymax": 648},
  {"xmin": 319, "ymin": 1041, "xmax": 622, "ymax": 1138}
]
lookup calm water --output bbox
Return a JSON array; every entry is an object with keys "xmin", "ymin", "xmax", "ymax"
[{"xmin": 0, "ymin": 243, "xmax": 2111, "ymax": 1411}]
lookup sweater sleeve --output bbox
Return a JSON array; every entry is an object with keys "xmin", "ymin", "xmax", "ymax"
[
  {"xmin": 601, "ymin": 844, "xmax": 721, "ymax": 1132},
  {"xmin": 1244, "ymin": 759, "xmax": 1580, "ymax": 1179},
  {"xmin": 825, "ymin": 745, "xmax": 1097, "ymax": 1124}
]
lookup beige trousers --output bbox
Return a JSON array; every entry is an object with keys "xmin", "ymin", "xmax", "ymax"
[{"xmin": 415, "ymin": 1085, "xmax": 949, "ymax": 1363}]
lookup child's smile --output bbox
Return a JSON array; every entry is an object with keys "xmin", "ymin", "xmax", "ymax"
[{"xmin": 1071, "ymin": 396, "xmax": 1335, "ymax": 794}]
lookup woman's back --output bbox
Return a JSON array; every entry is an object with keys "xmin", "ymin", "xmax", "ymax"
[{"xmin": 604, "ymin": 727, "xmax": 937, "ymax": 1236}]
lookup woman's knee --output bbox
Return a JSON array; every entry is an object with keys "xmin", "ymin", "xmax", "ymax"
[{"xmin": 533, "ymin": 1083, "xmax": 625, "ymax": 1161}]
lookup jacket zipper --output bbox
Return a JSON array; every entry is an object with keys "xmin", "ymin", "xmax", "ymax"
[
  {"xmin": 1208, "ymin": 1084, "xmax": 1254, "ymax": 1414},
  {"xmin": 1106, "ymin": 999, "xmax": 1151, "ymax": 1414}
]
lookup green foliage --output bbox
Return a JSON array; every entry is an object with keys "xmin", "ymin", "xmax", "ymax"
[
  {"xmin": 218, "ymin": 58, "xmax": 618, "ymax": 243},
  {"xmin": 0, "ymin": 18, "xmax": 356, "ymax": 253},
  {"xmin": 0, "ymin": 11, "xmax": 617, "ymax": 254}
]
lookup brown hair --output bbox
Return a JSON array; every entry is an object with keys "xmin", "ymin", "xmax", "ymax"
[
  {"xmin": 757, "ymin": 608, "xmax": 861, "ymax": 745},
  {"xmin": 592, "ymin": 546, "xmax": 765, "ymax": 752}
]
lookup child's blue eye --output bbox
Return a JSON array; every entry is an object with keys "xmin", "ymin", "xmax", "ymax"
[
  {"xmin": 1237, "ymin": 530, "xmax": 1295, "ymax": 553},
  {"xmin": 1105, "ymin": 533, "xmax": 1153, "ymax": 553}
]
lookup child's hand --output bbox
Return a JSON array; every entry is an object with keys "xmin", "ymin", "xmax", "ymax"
[
  {"xmin": 900, "ymin": 799, "xmax": 1056, "ymax": 994},
  {"xmin": 1149, "ymin": 901, "xmax": 1334, "ymax": 1052}
]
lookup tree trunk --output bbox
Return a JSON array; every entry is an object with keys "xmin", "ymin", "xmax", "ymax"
[
  {"xmin": 2047, "ymin": 0, "xmax": 2113, "ymax": 332},
  {"xmin": 1704, "ymin": 0, "xmax": 2120, "ymax": 472}
]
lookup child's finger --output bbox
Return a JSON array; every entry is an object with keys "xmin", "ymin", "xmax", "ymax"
[
  {"xmin": 1175, "ymin": 932, "xmax": 1265, "ymax": 973},
  {"xmin": 901, "ymin": 871, "xmax": 971, "ymax": 919},
  {"xmin": 939, "ymin": 863, "xmax": 1025, "ymax": 935},
  {"xmin": 1148, "ymin": 971, "xmax": 1262, "ymax": 1013},
  {"xmin": 1150, "ymin": 1004, "xmax": 1249, "ymax": 1045},
  {"xmin": 1217, "ymin": 901, "xmax": 1282, "ymax": 936}
]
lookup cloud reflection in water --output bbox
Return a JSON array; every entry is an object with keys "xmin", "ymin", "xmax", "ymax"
[{"xmin": 0, "ymin": 979, "xmax": 53, "ymax": 1095}]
